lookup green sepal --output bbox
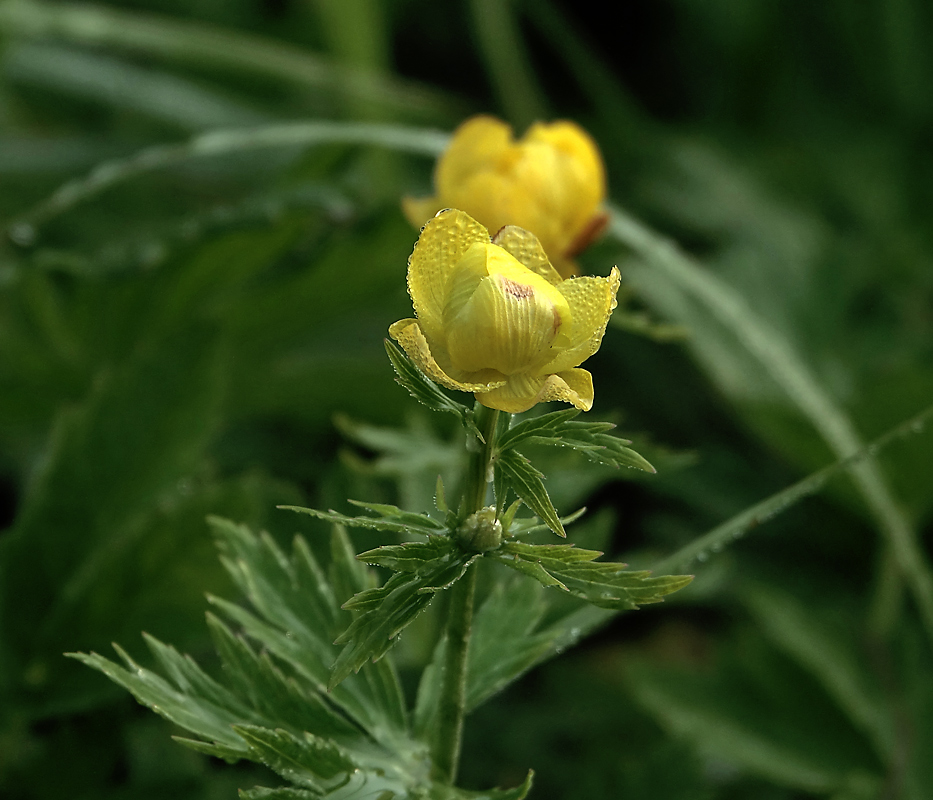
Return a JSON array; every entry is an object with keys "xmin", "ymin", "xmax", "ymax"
[
  {"xmin": 279, "ymin": 502, "xmax": 445, "ymax": 537},
  {"xmin": 490, "ymin": 542, "xmax": 692, "ymax": 610},
  {"xmin": 494, "ymin": 449, "xmax": 564, "ymax": 537},
  {"xmin": 384, "ymin": 339, "xmax": 483, "ymax": 439}
]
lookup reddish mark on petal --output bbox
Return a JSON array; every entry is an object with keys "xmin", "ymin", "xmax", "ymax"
[{"xmin": 500, "ymin": 277, "xmax": 535, "ymax": 299}]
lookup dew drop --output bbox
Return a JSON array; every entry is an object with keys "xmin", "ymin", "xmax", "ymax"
[
  {"xmin": 696, "ymin": 551, "xmax": 709, "ymax": 562},
  {"xmin": 911, "ymin": 420, "xmax": 926, "ymax": 434}
]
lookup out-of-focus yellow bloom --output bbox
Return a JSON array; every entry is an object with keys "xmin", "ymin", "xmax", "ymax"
[
  {"xmin": 403, "ymin": 116, "xmax": 607, "ymax": 278},
  {"xmin": 389, "ymin": 209, "xmax": 620, "ymax": 413}
]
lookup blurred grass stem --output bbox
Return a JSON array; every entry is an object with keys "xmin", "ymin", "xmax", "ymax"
[{"xmin": 609, "ymin": 206, "xmax": 933, "ymax": 641}]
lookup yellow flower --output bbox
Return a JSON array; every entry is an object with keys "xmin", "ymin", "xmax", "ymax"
[
  {"xmin": 389, "ymin": 209, "xmax": 620, "ymax": 413},
  {"xmin": 402, "ymin": 115, "xmax": 608, "ymax": 278}
]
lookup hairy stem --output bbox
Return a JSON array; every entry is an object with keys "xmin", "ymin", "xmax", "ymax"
[{"xmin": 432, "ymin": 403, "xmax": 501, "ymax": 784}]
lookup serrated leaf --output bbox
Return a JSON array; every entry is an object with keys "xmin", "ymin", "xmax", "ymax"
[
  {"xmin": 239, "ymin": 787, "xmax": 323, "ymax": 799},
  {"xmin": 206, "ymin": 613, "xmax": 357, "ymax": 739},
  {"xmin": 330, "ymin": 524, "xmax": 371, "ymax": 602},
  {"xmin": 497, "ymin": 408, "xmax": 583, "ymax": 451},
  {"xmin": 507, "ymin": 507, "xmax": 587, "ymax": 539},
  {"xmin": 280, "ymin": 503, "xmax": 444, "ymax": 537},
  {"xmin": 232, "ymin": 725, "xmax": 359, "ymax": 791},
  {"xmin": 68, "ymin": 646, "xmax": 253, "ymax": 752},
  {"xmin": 206, "ymin": 518, "xmax": 406, "ymax": 742},
  {"xmin": 330, "ymin": 552, "xmax": 478, "ymax": 690},
  {"xmin": 384, "ymin": 339, "xmax": 481, "ymax": 438},
  {"xmin": 425, "ymin": 770, "xmax": 534, "ymax": 799},
  {"xmin": 490, "ymin": 542, "xmax": 692, "ymax": 610},
  {"xmin": 497, "ymin": 410, "xmax": 655, "ymax": 472},
  {"xmin": 357, "ymin": 537, "xmax": 455, "ymax": 572},
  {"xmin": 173, "ymin": 736, "xmax": 245, "ymax": 763},
  {"xmin": 467, "ymin": 578, "xmax": 559, "ymax": 710},
  {"xmin": 495, "ymin": 449, "xmax": 564, "ymax": 537}
]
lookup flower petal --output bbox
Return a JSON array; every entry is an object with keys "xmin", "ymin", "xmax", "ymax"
[
  {"xmin": 408, "ymin": 209, "xmax": 490, "ymax": 345},
  {"xmin": 389, "ymin": 318, "xmax": 505, "ymax": 393},
  {"xmin": 491, "ymin": 225, "xmax": 564, "ymax": 286},
  {"xmin": 435, "ymin": 116, "xmax": 512, "ymax": 198},
  {"xmin": 445, "ymin": 248, "xmax": 570, "ymax": 375},
  {"xmin": 474, "ymin": 372, "xmax": 549, "ymax": 413},
  {"xmin": 525, "ymin": 121, "xmax": 605, "ymax": 236},
  {"xmin": 541, "ymin": 267, "xmax": 621, "ymax": 374},
  {"xmin": 542, "ymin": 369, "xmax": 594, "ymax": 411},
  {"xmin": 474, "ymin": 368, "xmax": 593, "ymax": 413}
]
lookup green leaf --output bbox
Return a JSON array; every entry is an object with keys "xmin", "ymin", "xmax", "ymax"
[
  {"xmin": 173, "ymin": 736, "xmax": 245, "ymax": 763},
  {"xmin": 231, "ymin": 725, "xmax": 359, "ymax": 792},
  {"xmin": 490, "ymin": 542, "xmax": 692, "ymax": 610},
  {"xmin": 206, "ymin": 518, "xmax": 406, "ymax": 742},
  {"xmin": 280, "ymin": 503, "xmax": 445, "ymax": 537},
  {"xmin": 625, "ymin": 635, "xmax": 883, "ymax": 794},
  {"xmin": 206, "ymin": 614, "xmax": 358, "ymax": 739},
  {"xmin": 467, "ymin": 578, "xmax": 559, "ymax": 711},
  {"xmin": 413, "ymin": 580, "xmax": 557, "ymax": 741},
  {"xmin": 497, "ymin": 408, "xmax": 582, "ymax": 451},
  {"xmin": 425, "ymin": 770, "xmax": 534, "ymax": 799},
  {"xmin": 0, "ymin": 324, "xmax": 226, "ymax": 705},
  {"xmin": 330, "ymin": 552, "xmax": 478, "ymax": 690},
  {"xmin": 68, "ymin": 644, "xmax": 254, "ymax": 752},
  {"xmin": 499, "ymin": 411, "xmax": 656, "ymax": 473},
  {"xmin": 494, "ymin": 449, "xmax": 564, "ymax": 537},
  {"xmin": 239, "ymin": 787, "xmax": 323, "ymax": 800},
  {"xmin": 357, "ymin": 537, "xmax": 455, "ymax": 572},
  {"xmin": 740, "ymin": 582, "xmax": 895, "ymax": 763},
  {"xmin": 384, "ymin": 339, "xmax": 482, "ymax": 438}
]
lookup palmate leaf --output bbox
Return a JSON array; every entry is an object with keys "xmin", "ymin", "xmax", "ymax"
[
  {"xmin": 280, "ymin": 502, "xmax": 446, "ymax": 538},
  {"xmin": 489, "ymin": 542, "xmax": 692, "ymax": 610}
]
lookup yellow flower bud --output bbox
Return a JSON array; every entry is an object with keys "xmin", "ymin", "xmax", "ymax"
[
  {"xmin": 403, "ymin": 115, "xmax": 608, "ymax": 278},
  {"xmin": 389, "ymin": 209, "xmax": 620, "ymax": 413}
]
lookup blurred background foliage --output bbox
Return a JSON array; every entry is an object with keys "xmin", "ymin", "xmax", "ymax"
[{"xmin": 0, "ymin": 0, "xmax": 931, "ymax": 797}]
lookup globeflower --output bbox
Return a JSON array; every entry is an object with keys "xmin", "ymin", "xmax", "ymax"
[
  {"xmin": 389, "ymin": 209, "xmax": 620, "ymax": 414},
  {"xmin": 402, "ymin": 116, "xmax": 607, "ymax": 278}
]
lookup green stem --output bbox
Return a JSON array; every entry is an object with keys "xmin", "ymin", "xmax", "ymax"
[
  {"xmin": 461, "ymin": 405, "xmax": 501, "ymax": 515},
  {"xmin": 432, "ymin": 403, "xmax": 501, "ymax": 784},
  {"xmin": 431, "ymin": 562, "xmax": 478, "ymax": 784}
]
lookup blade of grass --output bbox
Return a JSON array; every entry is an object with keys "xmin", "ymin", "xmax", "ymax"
[
  {"xmin": 652, "ymin": 403, "xmax": 933, "ymax": 574},
  {"xmin": 0, "ymin": 0, "xmax": 459, "ymax": 121},
  {"xmin": 608, "ymin": 206, "xmax": 933, "ymax": 639},
  {"xmin": 4, "ymin": 121, "xmax": 450, "ymax": 241},
  {"xmin": 468, "ymin": 0, "xmax": 547, "ymax": 130}
]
